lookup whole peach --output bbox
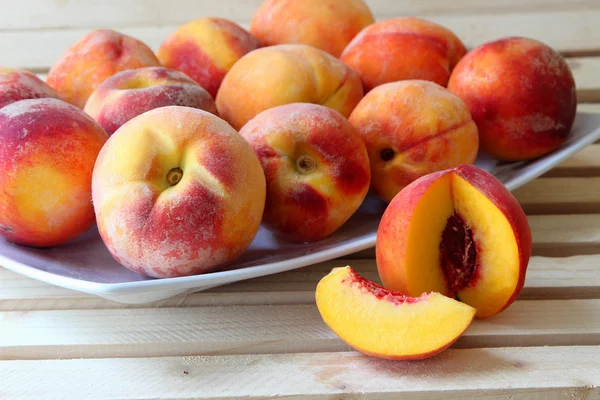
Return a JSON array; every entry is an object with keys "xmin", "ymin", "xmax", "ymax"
[
  {"xmin": 341, "ymin": 17, "xmax": 467, "ymax": 92},
  {"xmin": 0, "ymin": 68, "xmax": 61, "ymax": 109},
  {"xmin": 216, "ymin": 44, "xmax": 363, "ymax": 130},
  {"xmin": 239, "ymin": 103, "xmax": 371, "ymax": 242},
  {"xmin": 46, "ymin": 29, "xmax": 160, "ymax": 108},
  {"xmin": 158, "ymin": 18, "xmax": 262, "ymax": 98},
  {"xmin": 0, "ymin": 98, "xmax": 108, "ymax": 247},
  {"xmin": 447, "ymin": 36, "xmax": 577, "ymax": 161},
  {"xmin": 250, "ymin": 0, "xmax": 374, "ymax": 57},
  {"xmin": 91, "ymin": 106, "xmax": 266, "ymax": 278},
  {"xmin": 349, "ymin": 80, "xmax": 479, "ymax": 202},
  {"xmin": 84, "ymin": 67, "xmax": 217, "ymax": 135}
]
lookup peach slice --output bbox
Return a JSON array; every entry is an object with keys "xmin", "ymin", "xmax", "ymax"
[
  {"xmin": 376, "ymin": 164, "xmax": 532, "ymax": 319},
  {"xmin": 316, "ymin": 266, "xmax": 476, "ymax": 360}
]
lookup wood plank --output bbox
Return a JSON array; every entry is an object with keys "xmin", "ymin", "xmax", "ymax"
[
  {"xmin": 2, "ymin": 253, "xmax": 600, "ymax": 311},
  {"xmin": 2, "ymin": 299, "xmax": 600, "ymax": 360},
  {"xmin": 0, "ymin": 0, "xmax": 596, "ymax": 31},
  {"xmin": 568, "ymin": 57, "xmax": 600, "ymax": 102},
  {"xmin": 1, "ymin": 346, "xmax": 600, "ymax": 399},
  {"xmin": 513, "ymin": 177, "xmax": 600, "ymax": 215},
  {"xmin": 543, "ymin": 144, "xmax": 600, "ymax": 177},
  {"xmin": 2, "ymin": 10, "xmax": 600, "ymax": 70}
]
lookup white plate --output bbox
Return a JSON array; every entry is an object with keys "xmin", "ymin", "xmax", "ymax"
[{"xmin": 2, "ymin": 111, "xmax": 600, "ymax": 304}]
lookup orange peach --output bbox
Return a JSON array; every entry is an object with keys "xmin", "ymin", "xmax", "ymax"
[
  {"xmin": 376, "ymin": 164, "xmax": 532, "ymax": 319},
  {"xmin": 250, "ymin": 0, "xmax": 374, "ymax": 57},
  {"xmin": 216, "ymin": 44, "xmax": 363, "ymax": 130},
  {"xmin": 349, "ymin": 80, "xmax": 479, "ymax": 203},
  {"xmin": 157, "ymin": 18, "xmax": 262, "ymax": 98},
  {"xmin": 84, "ymin": 67, "xmax": 217, "ymax": 135},
  {"xmin": 316, "ymin": 266, "xmax": 476, "ymax": 360},
  {"xmin": 341, "ymin": 17, "xmax": 467, "ymax": 92},
  {"xmin": 447, "ymin": 36, "xmax": 577, "ymax": 161},
  {"xmin": 239, "ymin": 103, "xmax": 370, "ymax": 242},
  {"xmin": 91, "ymin": 106, "xmax": 266, "ymax": 278},
  {"xmin": 0, "ymin": 98, "xmax": 108, "ymax": 247},
  {"xmin": 46, "ymin": 29, "xmax": 160, "ymax": 108},
  {"xmin": 0, "ymin": 68, "xmax": 62, "ymax": 109}
]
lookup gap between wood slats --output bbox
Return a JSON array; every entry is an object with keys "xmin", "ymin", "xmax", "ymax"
[
  {"xmin": 1, "ymin": 346, "xmax": 599, "ymax": 400},
  {"xmin": 2, "ymin": 252, "xmax": 600, "ymax": 311},
  {"xmin": 2, "ymin": 10, "xmax": 600, "ymax": 70},
  {"xmin": 1, "ymin": 299, "xmax": 600, "ymax": 360},
  {"xmin": 0, "ymin": 0, "xmax": 598, "ymax": 31}
]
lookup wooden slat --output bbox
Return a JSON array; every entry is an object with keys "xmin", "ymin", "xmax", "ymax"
[
  {"xmin": 2, "ymin": 253, "xmax": 600, "ymax": 311},
  {"xmin": 544, "ymin": 144, "xmax": 600, "ymax": 177},
  {"xmin": 2, "ymin": 11, "xmax": 600, "ymax": 70},
  {"xmin": 1, "ymin": 346, "xmax": 600, "ymax": 399},
  {"xmin": 568, "ymin": 57, "xmax": 600, "ymax": 102},
  {"xmin": 2, "ymin": 299, "xmax": 600, "ymax": 360},
  {"xmin": 514, "ymin": 177, "xmax": 600, "ymax": 215}
]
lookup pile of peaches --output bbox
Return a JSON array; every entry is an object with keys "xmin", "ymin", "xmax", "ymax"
[{"xmin": 0, "ymin": 0, "xmax": 577, "ymax": 360}]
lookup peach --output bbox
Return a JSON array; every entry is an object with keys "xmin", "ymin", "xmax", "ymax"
[
  {"xmin": 84, "ymin": 67, "xmax": 217, "ymax": 135},
  {"xmin": 349, "ymin": 80, "xmax": 479, "ymax": 203},
  {"xmin": 46, "ymin": 29, "xmax": 160, "ymax": 108},
  {"xmin": 447, "ymin": 36, "xmax": 577, "ymax": 161},
  {"xmin": 0, "ymin": 98, "xmax": 108, "ymax": 247},
  {"xmin": 316, "ymin": 266, "xmax": 476, "ymax": 360},
  {"xmin": 250, "ymin": 0, "xmax": 374, "ymax": 58},
  {"xmin": 341, "ymin": 17, "xmax": 467, "ymax": 92},
  {"xmin": 239, "ymin": 103, "xmax": 370, "ymax": 242},
  {"xmin": 216, "ymin": 44, "xmax": 363, "ymax": 130},
  {"xmin": 376, "ymin": 164, "xmax": 532, "ymax": 319},
  {"xmin": 157, "ymin": 18, "xmax": 262, "ymax": 98},
  {"xmin": 0, "ymin": 68, "xmax": 62, "ymax": 109},
  {"xmin": 91, "ymin": 106, "xmax": 266, "ymax": 278}
]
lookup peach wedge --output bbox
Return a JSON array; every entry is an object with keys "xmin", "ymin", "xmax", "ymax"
[
  {"xmin": 316, "ymin": 266, "xmax": 476, "ymax": 360},
  {"xmin": 376, "ymin": 164, "xmax": 532, "ymax": 319}
]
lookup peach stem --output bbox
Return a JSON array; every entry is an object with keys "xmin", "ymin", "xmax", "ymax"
[{"xmin": 166, "ymin": 167, "xmax": 183, "ymax": 186}]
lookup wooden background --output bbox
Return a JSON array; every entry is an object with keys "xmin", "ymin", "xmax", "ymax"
[{"xmin": 1, "ymin": 1, "xmax": 600, "ymax": 398}]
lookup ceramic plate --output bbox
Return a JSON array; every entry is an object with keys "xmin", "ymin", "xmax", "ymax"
[{"xmin": 2, "ymin": 111, "xmax": 600, "ymax": 304}]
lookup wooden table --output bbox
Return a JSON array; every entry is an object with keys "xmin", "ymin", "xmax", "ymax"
[{"xmin": 2, "ymin": 1, "xmax": 600, "ymax": 398}]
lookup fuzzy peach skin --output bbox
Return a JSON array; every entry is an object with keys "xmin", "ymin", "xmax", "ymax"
[
  {"xmin": 341, "ymin": 17, "xmax": 467, "ymax": 92},
  {"xmin": 0, "ymin": 98, "xmax": 108, "ymax": 247},
  {"xmin": 216, "ymin": 44, "xmax": 363, "ymax": 130},
  {"xmin": 91, "ymin": 106, "xmax": 266, "ymax": 278},
  {"xmin": 239, "ymin": 103, "xmax": 370, "ymax": 242},
  {"xmin": 0, "ymin": 67, "xmax": 62, "ymax": 109},
  {"xmin": 376, "ymin": 164, "xmax": 532, "ymax": 318},
  {"xmin": 157, "ymin": 17, "xmax": 262, "ymax": 98},
  {"xmin": 349, "ymin": 80, "xmax": 479, "ymax": 203},
  {"xmin": 447, "ymin": 36, "xmax": 577, "ymax": 161},
  {"xmin": 84, "ymin": 67, "xmax": 217, "ymax": 135},
  {"xmin": 250, "ymin": 0, "xmax": 374, "ymax": 58},
  {"xmin": 46, "ymin": 29, "xmax": 160, "ymax": 108}
]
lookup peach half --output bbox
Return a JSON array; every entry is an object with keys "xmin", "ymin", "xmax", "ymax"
[
  {"xmin": 316, "ymin": 266, "xmax": 476, "ymax": 360},
  {"xmin": 84, "ymin": 66, "xmax": 217, "ymax": 135},
  {"xmin": 215, "ymin": 44, "xmax": 363, "ymax": 130},
  {"xmin": 239, "ymin": 103, "xmax": 371, "ymax": 242},
  {"xmin": 376, "ymin": 164, "xmax": 532, "ymax": 319},
  {"xmin": 92, "ymin": 106, "xmax": 266, "ymax": 278}
]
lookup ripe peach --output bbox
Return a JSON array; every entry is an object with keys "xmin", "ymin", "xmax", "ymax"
[
  {"xmin": 216, "ymin": 44, "xmax": 363, "ymax": 130},
  {"xmin": 239, "ymin": 103, "xmax": 370, "ymax": 242},
  {"xmin": 157, "ymin": 18, "xmax": 262, "ymax": 98},
  {"xmin": 341, "ymin": 17, "xmax": 467, "ymax": 92},
  {"xmin": 376, "ymin": 164, "xmax": 532, "ymax": 319},
  {"xmin": 349, "ymin": 80, "xmax": 479, "ymax": 203},
  {"xmin": 250, "ymin": 0, "xmax": 374, "ymax": 57},
  {"xmin": 0, "ymin": 68, "xmax": 62, "ymax": 109},
  {"xmin": 91, "ymin": 106, "xmax": 266, "ymax": 278},
  {"xmin": 447, "ymin": 36, "xmax": 577, "ymax": 161},
  {"xmin": 316, "ymin": 266, "xmax": 476, "ymax": 360},
  {"xmin": 84, "ymin": 67, "xmax": 217, "ymax": 135},
  {"xmin": 46, "ymin": 29, "xmax": 160, "ymax": 108},
  {"xmin": 0, "ymin": 98, "xmax": 108, "ymax": 247}
]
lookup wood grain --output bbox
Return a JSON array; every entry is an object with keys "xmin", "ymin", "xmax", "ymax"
[
  {"xmin": 544, "ymin": 144, "xmax": 600, "ymax": 177},
  {"xmin": 1, "ymin": 346, "xmax": 599, "ymax": 399},
  {"xmin": 2, "ymin": 299, "xmax": 600, "ymax": 360},
  {"xmin": 514, "ymin": 178, "xmax": 600, "ymax": 215}
]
